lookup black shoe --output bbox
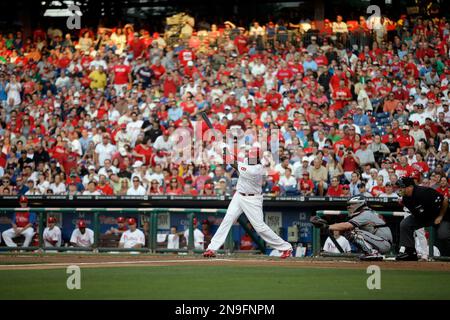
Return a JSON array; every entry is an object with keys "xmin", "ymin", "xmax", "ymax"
[
  {"xmin": 360, "ymin": 253, "xmax": 384, "ymax": 261},
  {"xmin": 395, "ymin": 252, "xmax": 418, "ymax": 261}
]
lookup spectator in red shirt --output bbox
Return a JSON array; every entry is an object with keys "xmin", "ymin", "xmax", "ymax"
[
  {"xmin": 326, "ymin": 177, "xmax": 344, "ymax": 196},
  {"xmin": 436, "ymin": 177, "xmax": 450, "ymax": 197}
]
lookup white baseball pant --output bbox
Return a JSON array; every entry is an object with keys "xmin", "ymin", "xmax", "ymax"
[
  {"xmin": 207, "ymin": 193, "xmax": 292, "ymax": 252},
  {"xmin": 2, "ymin": 228, "xmax": 35, "ymax": 247}
]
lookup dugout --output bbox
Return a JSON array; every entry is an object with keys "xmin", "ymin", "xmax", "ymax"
[{"xmin": 0, "ymin": 195, "xmax": 421, "ymax": 258}]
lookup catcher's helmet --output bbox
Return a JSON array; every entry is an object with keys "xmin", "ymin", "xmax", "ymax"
[
  {"xmin": 347, "ymin": 195, "xmax": 367, "ymax": 216},
  {"xmin": 117, "ymin": 217, "xmax": 125, "ymax": 223}
]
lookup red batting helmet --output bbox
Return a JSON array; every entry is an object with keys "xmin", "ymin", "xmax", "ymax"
[
  {"xmin": 77, "ymin": 220, "xmax": 87, "ymax": 228},
  {"xmin": 117, "ymin": 217, "xmax": 125, "ymax": 223},
  {"xmin": 47, "ymin": 216, "xmax": 57, "ymax": 223},
  {"xmin": 19, "ymin": 195, "xmax": 28, "ymax": 203},
  {"xmin": 127, "ymin": 218, "xmax": 137, "ymax": 225}
]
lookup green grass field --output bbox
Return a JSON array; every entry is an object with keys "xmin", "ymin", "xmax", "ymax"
[{"xmin": 1, "ymin": 265, "xmax": 450, "ymax": 300}]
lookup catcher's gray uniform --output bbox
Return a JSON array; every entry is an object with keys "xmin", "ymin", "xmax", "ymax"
[{"xmin": 348, "ymin": 209, "xmax": 393, "ymax": 254}]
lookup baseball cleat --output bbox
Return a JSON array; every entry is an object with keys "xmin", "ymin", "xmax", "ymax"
[
  {"xmin": 203, "ymin": 249, "xmax": 216, "ymax": 258},
  {"xmin": 280, "ymin": 249, "xmax": 293, "ymax": 259}
]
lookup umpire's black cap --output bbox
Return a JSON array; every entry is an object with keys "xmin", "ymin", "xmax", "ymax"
[{"xmin": 396, "ymin": 176, "xmax": 415, "ymax": 188}]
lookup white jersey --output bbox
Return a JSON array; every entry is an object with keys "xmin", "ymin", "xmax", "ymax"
[
  {"xmin": 184, "ymin": 229, "xmax": 205, "ymax": 250},
  {"xmin": 167, "ymin": 234, "xmax": 180, "ymax": 249},
  {"xmin": 323, "ymin": 236, "xmax": 352, "ymax": 253},
  {"xmin": 236, "ymin": 161, "xmax": 263, "ymax": 194},
  {"xmin": 43, "ymin": 226, "xmax": 62, "ymax": 247},
  {"xmin": 119, "ymin": 229, "xmax": 145, "ymax": 248},
  {"xmin": 70, "ymin": 228, "xmax": 94, "ymax": 247}
]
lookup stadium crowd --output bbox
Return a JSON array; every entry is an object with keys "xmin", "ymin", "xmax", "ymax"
[{"xmin": 0, "ymin": 12, "xmax": 450, "ymax": 198}]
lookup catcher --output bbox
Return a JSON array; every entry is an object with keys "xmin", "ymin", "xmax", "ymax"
[{"xmin": 310, "ymin": 196, "xmax": 393, "ymax": 261}]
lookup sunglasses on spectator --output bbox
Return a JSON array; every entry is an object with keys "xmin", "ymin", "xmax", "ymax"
[
  {"xmin": 342, "ymin": 187, "xmax": 349, "ymax": 190},
  {"xmin": 133, "ymin": 179, "xmax": 139, "ymax": 182}
]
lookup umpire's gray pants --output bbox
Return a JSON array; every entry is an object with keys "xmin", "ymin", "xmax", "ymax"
[
  {"xmin": 356, "ymin": 229, "xmax": 392, "ymax": 254},
  {"xmin": 400, "ymin": 216, "xmax": 450, "ymax": 256}
]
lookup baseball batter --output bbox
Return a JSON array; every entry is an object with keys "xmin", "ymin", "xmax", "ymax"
[
  {"xmin": 43, "ymin": 216, "xmax": 62, "ymax": 247},
  {"xmin": 2, "ymin": 196, "xmax": 35, "ymax": 248},
  {"xmin": 203, "ymin": 147, "xmax": 293, "ymax": 258}
]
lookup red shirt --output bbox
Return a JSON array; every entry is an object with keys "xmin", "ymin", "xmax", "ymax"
[
  {"xmin": 234, "ymin": 36, "xmax": 248, "ymax": 55},
  {"xmin": 276, "ymin": 68, "xmax": 294, "ymax": 81},
  {"xmin": 134, "ymin": 144, "xmax": 153, "ymax": 166},
  {"xmin": 178, "ymin": 49, "xmax": 195, "ymax": 66},
  {"xmin": 393, "ymin": 163, "xmax": 414, "ymax": 178},
  {"xmin": 150, "ymin": 64, "xmax": 166, "ymax": 80},
  {"xmin": 112, "ymin": 65, "xmax": 131, "ymax": 85},
  {"xmin": 326, "ymin": 185, "xmax": 344, "ymax": 197},
  {"xmin": 97, "ymin": 184, "xmax": 114, "ymax": 195},
  {"xmin": 396, "ymin": 134, "xmax": 415, "ymax": 148},
  {"xmin": 436, "ymin": 187, "xmax": 450, "ymax": 197},
  {"xmin": 342, "ymin": 155, "xmax": 359, "ymax": 172},
  {"xmin": 15, "ymin": 212, "xmax": 31, "ymax": 228},
  {"xmin": 265, "ymin": 92, "xmax": 283, "ymax": 109}
]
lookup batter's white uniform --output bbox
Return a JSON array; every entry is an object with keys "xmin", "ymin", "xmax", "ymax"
[
  {"xmin": 119, "ymin": 229, "xmax": 145, "ymax": 248},
  {"xmin": 43, "ymin": 226, "xmax": 62, "ymax": 247},
  {"xmin": 70, "ymin": 228, "xmax": 95, "ymax": 247},
  {"xmin": 207, "ymin": 161, "xmax": 292, "ymax": 252},
  {"xmin": 184, "ymin": 229, "xmax": 205, "ymax": 250}
]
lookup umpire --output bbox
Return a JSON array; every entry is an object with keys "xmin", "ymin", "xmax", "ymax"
[{"xmin": 395, "ymin": 177, "xmax": 450, "ymax": 260}]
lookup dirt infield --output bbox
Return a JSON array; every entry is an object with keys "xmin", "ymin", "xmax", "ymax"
[{"xmin": 0, "ymin": 253, "xmax": 449, "ymax": 271}]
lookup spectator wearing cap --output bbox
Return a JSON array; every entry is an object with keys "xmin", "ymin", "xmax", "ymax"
[
  {"xmin": 127, "ymin": 176, "xmax": 147, "ymax": 195},
  {"xmin": 378, "ymin": 182, "xmax": 399, "ymax": 198},
  {"xmin": 409, "ymin": 121, "xmax": 426, "ymax": 148},
  {"xmin": 409, "ymin": 103, "xmax": 428, "ymax": 125},
  {"xmin": 353, "ymin": 106, "xmax": 370, "ymax": 128},
  {"xmin": 397, "ymin": 125, "xmax": 415, "ymax": 150},
  {"xmin": 43, "ymin": 216, "xmax": 62, "ymax": 248},
  {"xmin": 119, "ymin": 218, "xmax": 145, "ymax": 249},
  {"xmin": 70, "ymin": 220, "xmax": 94, "ymax": 248},
  {"xmin": 298, "ymin": 171, "xmax": 314, "ymax": 196},
  {"xmin": 200, "ymin": 182, "xmax": 215, "ymax": 196}
]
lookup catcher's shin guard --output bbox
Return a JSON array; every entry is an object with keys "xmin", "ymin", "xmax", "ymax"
[{"xmin": 347, "ymin": 230, "xmax": 375, "ymax": 255}]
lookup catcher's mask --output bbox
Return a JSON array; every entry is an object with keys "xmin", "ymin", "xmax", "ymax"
[{"xmin": 346, "ymin": 195, "xmax": 367, "ymax": 217}]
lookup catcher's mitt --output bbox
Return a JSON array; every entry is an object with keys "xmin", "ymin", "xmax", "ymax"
[{"xmin": 310, "ymin": 216, "xmax": 329, "ymax": 230}]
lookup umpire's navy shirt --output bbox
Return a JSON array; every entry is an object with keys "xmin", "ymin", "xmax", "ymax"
[{"xmin": 402, "ymin": 186, "xmax": 450, "ymax": 222}]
